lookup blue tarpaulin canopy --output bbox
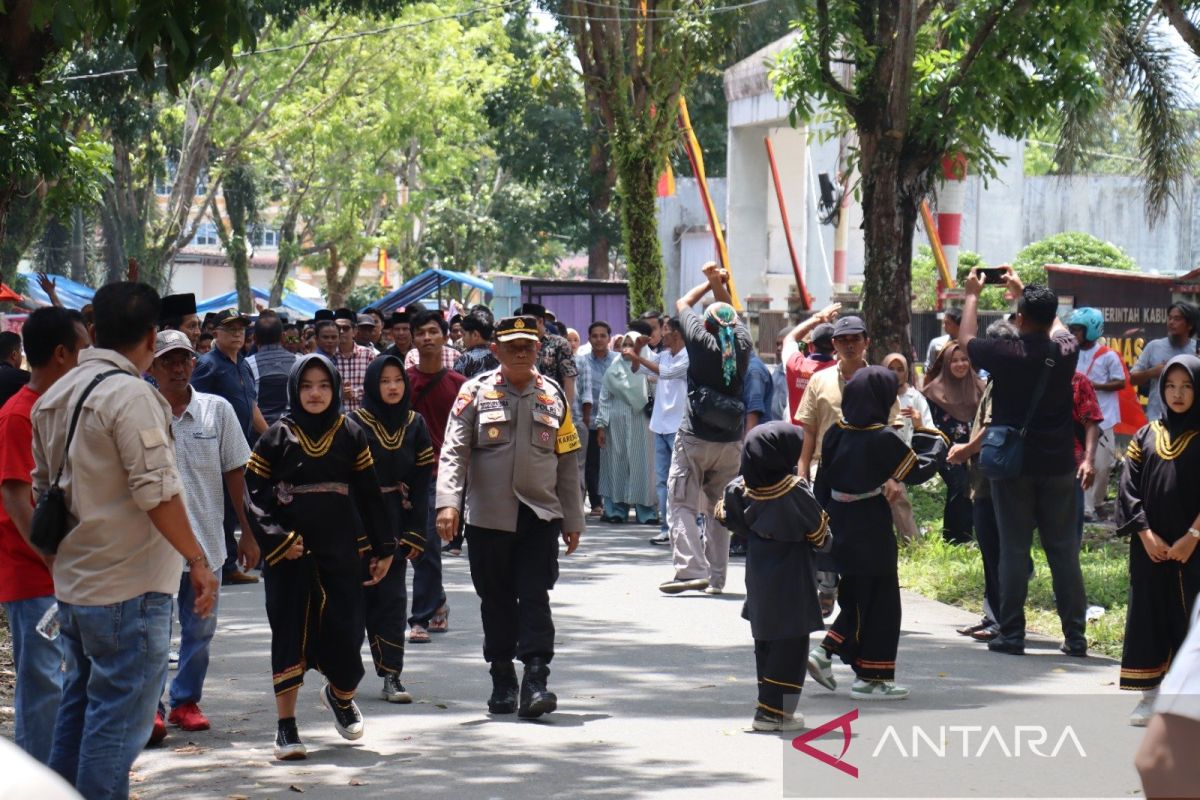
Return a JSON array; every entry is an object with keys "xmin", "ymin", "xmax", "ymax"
[
  {"xmin": 18, "ymin": 272, "xmax": 97, "ymax": 310},
  {"xmin": 371, "ymin": 268, "xmax": 492, "ymax": 313},
  {"xmin": 196, "ymin": 287, "xmax": 324, "ymax": 319}
]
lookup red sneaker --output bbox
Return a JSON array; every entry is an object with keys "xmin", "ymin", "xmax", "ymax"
[
  {"xmin": 168, "ymin": 702, "xmax": 211, "ymax": 732},
  {"xmin": 147, "ymin": 711, "xmax": 168, "ymax": 747}
]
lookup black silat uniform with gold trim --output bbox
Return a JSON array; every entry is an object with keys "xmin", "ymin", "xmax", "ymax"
[
  {"xmin": 245, "ymin": 354, "xmax": 395, "ymax": 697},
  {"xmin": 1117, "ymin": 355, "xmax": 1200, "ymax": 691},
  {"xmin": 350, "ymin": 354, "xmax": 435, "ymax": 678},
  {"xmin": 814, "ymin": 368, "xmax": 945, "ymax": 683},
  {"xmin": 716, "ymin": 422, "xmax": 830, "ymax": 721}
]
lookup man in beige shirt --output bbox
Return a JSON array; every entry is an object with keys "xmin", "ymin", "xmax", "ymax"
[
  {"xmin": 31, "ymin": 282, "xmax": 217, "ymax": 800},
  {"xmin": 436, "ymin": 315, "xmax": 583, "ymax": 721}
]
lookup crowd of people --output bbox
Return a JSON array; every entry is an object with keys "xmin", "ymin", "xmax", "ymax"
[{"xmin": 1, "ymin": 262, "xmax": 1200, "ymax": 796}]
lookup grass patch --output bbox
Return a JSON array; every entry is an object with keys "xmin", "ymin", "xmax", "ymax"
[{"xmin": 900, "ymin": 479, "xmax": 1128, "ymax": 659}]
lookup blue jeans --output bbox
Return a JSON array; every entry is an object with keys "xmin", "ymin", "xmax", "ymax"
[
  {"xmin": 51, "ymin": 593, "xmax": 172, "ymax": 800},
  {"xmin": 411, "ymin": 484, "xmax": 447, "ymax": 628},
  {"xmin": 2, "ymin": 595, "xmax": 63, "ymax": 764},
  {"xmin": 654, "ymin": 432, "xmax": 675, "ymax": 533},
  {"xmin": 162, "ymin": 571, "xmax": 220, "ymax": 709}
]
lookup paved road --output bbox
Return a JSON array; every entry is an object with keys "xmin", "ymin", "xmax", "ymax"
[{"xmin": 133, "ymin": 521, "xmax": 1146, "ymax": 799}]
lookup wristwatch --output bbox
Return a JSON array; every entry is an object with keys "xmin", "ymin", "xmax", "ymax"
[{"xmin": 1188, "ymin": 528, "xmax": 1200, "ymax": 539}]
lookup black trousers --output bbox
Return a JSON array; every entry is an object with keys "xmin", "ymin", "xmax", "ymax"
[
  {"xmin": 264, "ymin": 554, "xmax": 365, "ymax": 696},
  {"xmin": 754, "ymin": 635, "xmax": 809, "ymax": 717},
  {"xmin": 939, "ymin": 461, "xmax": 974, "ymax": 544},
  {"xmin": 585, "ymin": 429, "xmax": 602, "ymax": 508},
  {"xmin": 821, "ymin": 572, "xmax": 901, "ymax": 682},
  {"xmin": 363, "ymin": 556, "xmax": 407, "ymax": 677},
  {"xmin": 465, "ymin": 504, "xmax": 560, "ymax": 665}
]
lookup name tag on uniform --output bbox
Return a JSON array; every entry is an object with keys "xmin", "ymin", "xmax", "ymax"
[{"xmin": 478, "ymin": 399, "xmax": 508, "ymax": 413}]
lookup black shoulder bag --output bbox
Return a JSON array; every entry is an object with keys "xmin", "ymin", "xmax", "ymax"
[
  {"xmin": 978, "ymin": 356, "xmax": 1055, "ymax": 481},
  {"xmin": 30, "ymin": 369, "xmax": 126, "ymax": 555}
]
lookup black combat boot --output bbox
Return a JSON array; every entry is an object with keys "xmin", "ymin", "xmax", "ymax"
[
  {"xmin": 488, "ymin": 661, "xmax": 519, "ymax": 714},
  {"xmin": 517, "ymin": 657, "xmax": 558, "ymax": 719}
]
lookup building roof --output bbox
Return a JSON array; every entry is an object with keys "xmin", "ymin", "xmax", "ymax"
[{"xmin": 723, "ymin": 31, "xmax": 799, "ymax": 103}]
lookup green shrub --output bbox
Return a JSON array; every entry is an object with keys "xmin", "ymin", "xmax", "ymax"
[{"xmin": 1012, "ymin": 232, "xmax": 1136, "ymax": 287}]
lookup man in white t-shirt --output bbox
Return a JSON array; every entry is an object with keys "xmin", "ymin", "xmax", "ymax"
[
  {"xmin": 623, "ymin": 317, "xmax": 688, "ymax": 545},
  {"xmin": 1068, "ymin": 308, "xmax": 1126, "ymax": 519}
]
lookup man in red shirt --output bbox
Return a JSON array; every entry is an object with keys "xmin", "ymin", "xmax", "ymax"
[
  {"xmin": 779, "ymin": 304, "xmax": 841, "ymax": 422},
  {"xmin": 0, "ymin": 307, "xmax": 90, "ymax": 764},
  {"xmin": 406, "ymin": 309, "xmax": 467, "ymax": 643}
]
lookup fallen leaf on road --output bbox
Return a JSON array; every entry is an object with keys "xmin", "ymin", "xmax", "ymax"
[
  {"xmin": 1051, "ymin": 668, "xmax": 1066, "ymax": 673},
  {"xmin": 226, "ymin": 795, "xmax": 249, "ymax": 799},
  {"xmin": 696, "ymin": 684, "xmax": 716, "ymax": 689},
  {"xmin": 289, "ymin": 785, "xmax": 305, "ymax": 793},
  {"xmin": 434, "ymin": 703, "xmax": 448, "ymax": 709},
  {"xmin": 937, "ymin": 672, "xmax": 946, "ymax": 678},
  {"xmin": 349, "ymin": 778, "xmax": 367, "ymax": 786},
  {"xmin": 172, "ymin": 744, "xmax": 207, "ymax": 755}
]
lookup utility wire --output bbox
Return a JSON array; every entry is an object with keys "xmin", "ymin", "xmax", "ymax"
[{"xmin": 47, "ymin": 0, "xmax": 778, "ymax": 84}]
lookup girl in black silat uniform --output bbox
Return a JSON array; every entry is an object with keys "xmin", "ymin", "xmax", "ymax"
[
  {"xmin": 350, "ymin": 354, "xmax": 434, "ymax": 704},
  {"xmin": 716, "ymin": 421, "xmax": 830, "ymax": 732},
  {"xmin": 1118, "ymin": 354, "xmax": 1200, "ymax": 726},
  {"xmin": 806, "ymin": 367, "xmax": 945, "ymax": 702},
  {"xmin": 245, "ymin": 353, "xmax": 394, "ymax": 760}
]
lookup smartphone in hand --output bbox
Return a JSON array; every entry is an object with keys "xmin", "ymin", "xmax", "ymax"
[{"xmin": 977, "ymin": 267, "xmax": 1007, "ymax": 285}]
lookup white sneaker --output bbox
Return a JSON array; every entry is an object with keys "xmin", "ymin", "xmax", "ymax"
[
  {"xmin": 703, "ymin": 586, "xmax": 723, "ymax": 595},
  {"xmin": 850, "ymin": 679, "xmax": 909, "ymax": 701},
  {"xmin": 807, "ymin": 648, "xmax": 836, "ymax": 691},
  {"xmin": 752, "ymin": 709, "xmax": 805, "ymax": 731},
  {"xmin": 168, "ymin": 649, "xmax": 180, "ymax": 670},
  {"xmin": 1129, "ymin": 689, "xmax": 1158, "ymax": 727}
]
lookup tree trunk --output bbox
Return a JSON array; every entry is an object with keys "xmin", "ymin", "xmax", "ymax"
[
  {"xmin": 0, "ymin": 193, "xmax": 47, "ymax": 287},
  {"xmin": 858, "ymin": 139, "xmax": 922, "ymax": 363},
  {"xmin": 325, "ymin": 245, "xmax": 345, "ymax": 309},
  {"xmin": 616, "ymin": 152, "xmax": 664, "ymax": 315},
  {"xmin": 70, "ymin": 206, "xmax": 88, "ymax": 283},
  {"xmin": 586, "ymin": 133, "xmax": 615, "ymax": 280}
]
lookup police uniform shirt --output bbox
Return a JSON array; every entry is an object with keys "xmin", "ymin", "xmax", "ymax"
[{"xmin": 437, "ymin": 370, "xmax": 585, "ymax": 534}]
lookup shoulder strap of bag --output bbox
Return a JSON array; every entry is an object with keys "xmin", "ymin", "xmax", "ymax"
[
  {"xmin": 51, "ymin": 369, "xmax": 128, "ymax": 486},
  {"xmin": 1019, "ymin": 356, "xmax": 1056, "ymax": 438},
  {"xmin": 412, "ymin": 369, "xmax": 448, "ymax": 406}
]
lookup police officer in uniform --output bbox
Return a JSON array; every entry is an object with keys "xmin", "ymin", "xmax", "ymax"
[{"xmin": 436, "ymin": 315, "xmax": 585, "ymax": 719}]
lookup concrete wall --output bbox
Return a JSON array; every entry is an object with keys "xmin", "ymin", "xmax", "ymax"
[{"xmin": 658, "ymin": 177, "xmax": 727, "ymax": 305}]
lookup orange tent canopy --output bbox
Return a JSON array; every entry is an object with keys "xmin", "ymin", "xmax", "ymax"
[{"xmin": 0, "ymin": 283, "xmax": 23, "ymax": 302}]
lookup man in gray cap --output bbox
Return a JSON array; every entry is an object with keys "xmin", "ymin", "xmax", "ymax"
[
  {"xmin": 148, "ymin": 330, "xmax": 256, "ymax": 739},
  {"xmin": 795, "ymin": 314, "xmax": 896, "ymax": 616}
]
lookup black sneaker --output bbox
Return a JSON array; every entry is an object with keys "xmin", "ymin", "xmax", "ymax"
[
  {"xmin": 381, "ymin": 674, "xmax": 413, "ymax": 704},
  {"xmin": 274, "ymin": 717, "xmax": 307, "ymax": 761},
  {"xmin": 321, "ymin": 684, "xmax": 364, "ymax": 740}
]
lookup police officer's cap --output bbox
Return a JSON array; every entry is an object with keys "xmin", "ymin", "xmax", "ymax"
[{"xmin": 496, "ymin": 316, "xmax": 540, "ymax": 343}]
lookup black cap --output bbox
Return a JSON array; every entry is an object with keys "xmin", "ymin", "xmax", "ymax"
[
  {"xmin": 496, "ymin": 316, "xmax": 540, "ymax": 342},
  {"xmin": 391, "ymin": 310, "xmax": 410, "ymax": 325},
  {"xmin": 314, "ymin": 309, "xmax": 335, "ymax": 322},
  {"xmin": 159, "ymin": 293, "xmax": 196, "ymax": 321},
  {"xmin": 832, "ymin": 316, "xmax": 867, "ymax": 337},
  {"xmin": 519, "ymin": 302, "xmax": 546, "ymax": 319},
  {"xmin": 811, "ymin": 323, "xmax": 835, "ymax": 346},
  {"xmin": 333, "ymin": 307, "xmax": 356, "ymax": 323},
  {"xmin": 202, "ymin": 312, "xmax": 219, "ymax": 328},
  {"xmin": 215, "ymin": 308, "xmax": 249, "ymax": 327}
]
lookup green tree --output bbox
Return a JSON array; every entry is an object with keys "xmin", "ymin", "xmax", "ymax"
[
  {"xmin": 771, "ymin": 0, "xmax": 1178, "ymax": 361},
  {"xmin": 561, "ymin": 0, "xmax": 730, "ymax": 313}
]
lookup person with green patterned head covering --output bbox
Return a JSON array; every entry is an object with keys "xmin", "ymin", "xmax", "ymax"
[{"xmin": 659, "ymin": 263, "xmax": 753, "ymax": 596}]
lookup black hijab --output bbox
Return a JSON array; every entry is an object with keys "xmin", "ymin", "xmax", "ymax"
[
  {"xmin": 361, "ymin": 353, "xmax": 411, "ymax": 429},
  {"xmin": 1159, "ymin": 354, "xmax": 1200, "ymax": 438},
  {"xmin": 287, "ymin": 353, "xmax": 342, "ymax": 438},
  {"xmin": 842, "ymin": 365, "xmax": 897, "ymax": 428},
  {"xmin": 741, "ymin": 421, "xmax": 804, "ymax": 489}
]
